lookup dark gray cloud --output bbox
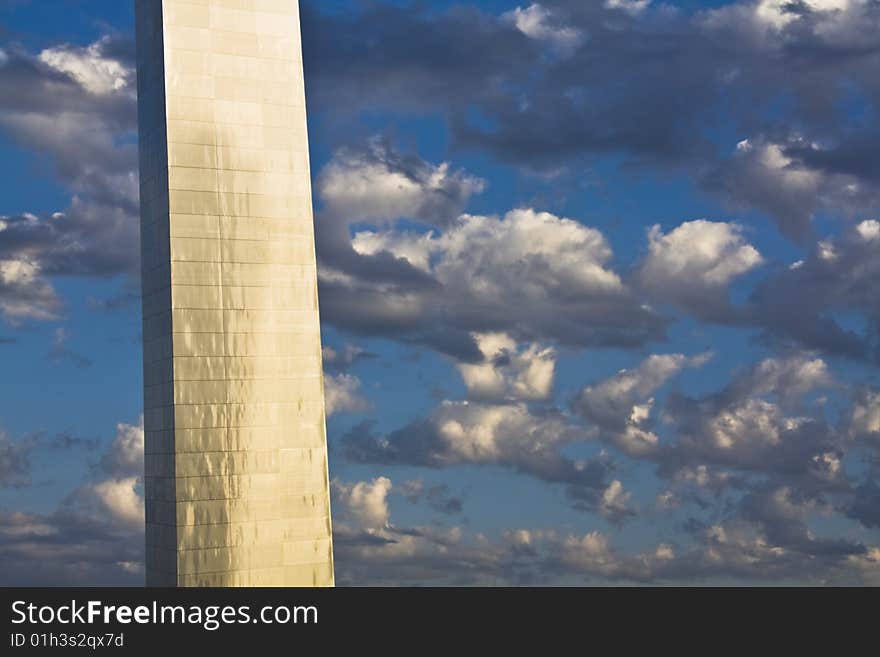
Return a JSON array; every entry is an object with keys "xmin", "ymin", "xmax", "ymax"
[
  {"xmin": 0, "ymin": 429, "xmax": 37, "ymax": 488},
  {"xmin": 302, "ymin": 1, "xmax": 880, "ymax": 239},
  {"xmin": 569, "ymin": 350, "xmax": 872, "ymax": 546},
  {"xmin": 340, "ymin": 403, "xmax": 624, "ymax": 518},
  {"xmin": 0, "ymin": 418, "xmax": 144, "ymax": 585},
  {"xmin": 329, "ymin": 471, "xmax": 879, "ymax": 586},
  {"xmin": 737, "ymin": 484, "xmax": 864, "ymax": 558},
  {"xmin": 654, "ymin": 355, "xmax": 845, "ymax": 488},
  {"xmin": 0, "ymin": 35, "xmax": 138, "ymax": 323},
  {"xmin": 399, "ymin": 480, "xmax": 465, "ymax": 515},
  {"xmin": 50, "ymin": 431, "xmax": 100, "ymax": 452},
  {"xmin": 48, "ymin": 327, "xmax": 92, "ymax": 368},
  {"xmin": 629, "ymin": 217, "xmax": 880, "ymax": 366},
  {"xmin": 847, "ymin": 481, "xmax": 880, "ymax": 529},
  {"xmin": 849, "ymin": 388, "xmax": 880, "ymax": 450},
  {"xmin": 301, "ymin": 4, "xmax": 538, "ymax": 128},
  {"xmin": 704, "ymin": 136, "xmax": 880, "ymax": 242},
  {"xmin": 572, "ymin": 352, "xmax": 711, "ymax": 458},
  {"xmin": 322, "ymin": 343, "xmax": 378, "ymax": 374},
  {"xmin": 745, "ymin": 221, "xmax": 880, "ymax": 361},
  {"xmin": 0, "ymin": 509, "xmax": 143, "ymax": 586}
]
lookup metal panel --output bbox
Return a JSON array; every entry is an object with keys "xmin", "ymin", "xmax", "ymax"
[{"xmin": 136, "ymin": 0, "xmax": 333, "ymax": 587}]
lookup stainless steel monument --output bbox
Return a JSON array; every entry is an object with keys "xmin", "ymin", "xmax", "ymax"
[{"xmin": 136, "ymin": 0, "xmax": 334, "ymax": 587}]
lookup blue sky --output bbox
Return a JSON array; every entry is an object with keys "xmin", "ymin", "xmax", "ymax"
[{"xmin": 1, "ymin": 0, "xmax": 880, "ymax": 585}]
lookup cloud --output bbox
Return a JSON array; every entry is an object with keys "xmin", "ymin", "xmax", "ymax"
[
  {"xmin": 332, "ymin": 478, "xmax": 501, "ymax": 585},
  {"xmin": 0, "ymin": 509, "xmax": 143, "ymax": 586},
  {"xmin": 324, "ymin": 374, "xmax": 370, "ymax": 416},
  {"xmin": 0, "ymin": 37, "xmax": 138, "ymax": 325},
  {"xmin": 558, "ymin": 531, "xmax": 672, "ymax": 580},
  {"xmin": 704, "ymin": 137, "xmax": 878, "ymax": 241},
  {"xmin": 399, "ymin": 480, "xmax": 464, "ymax": 515},
  {"xmin": 67, "ymin": 418, "xmax": 145, "ymax": 529},
  {"xmin": 850, "ymin": 389, "xmax": 880, "ymax": 441},
  {"xmin": 303, "ymin": 2, "xmax": 880, "ymax": 237},
  {"xmin": 456, "ymin": 333, "xmax": 556, "ymax": 401},
  {"xmin": 342, "ymin": 401, "xmax": 617, "ymax": 515},
  {"xmin": 701, "ymin": 0, "xmax": 868, "ymax": 37},
  {"xmin": 847, "ymin": 481, "xmax": 880, "ymax": 529},
  {"xmin": 0, "ymin": 417, "xmax": 144, "ymax": 585},
  {"xmin": 49, "ymin": 327, "xmax": 92, "ymax": 368},
  {"xmin": 331, "ymin": 477, "xmax": 393, "ymax": 529},
  {"xmin": 599, "ymin": 480, "xmax": 635, "ymax": 524},
  {"xmin": 501, "ymin": 4, "xmax": 585, "ymax": 56},
  {"xmin": 50, "ymin": 431, "xmax": 99, "ymax": 452},
  {"xmin": 38, "ymin": 36, "xmax": 133, "ymax": 96},
  {"xmin": 0, "ymin": 428, "xmax": 37, "ymax": 488},
  {"xmin": 604, "ymin": 0, "xmax": 652, "ymax": 16},
  {"xmin": 79, "ymin": 477, "xmax": 143, "ymax": 527},
  {"xmin": 737, "ymin": 484, "xmax": 862, "ymax": 557},
  {"xmin": 98, "ymin": 418, "xmax": 144, "ymax": 479},
  {"xmin": 637, "ymin": 220, "xmax": 763, "ymax": 320},
  {"xmin": 556, "ymin": 483, "xmax": 870, "ymax": 583},
  {"xmin": 322, "ymin": 343, "xmax": 376, "ymax": 373},
  {"xmin": 318, "ymin": 149, "xmax": 666, "ymax": 357},
  {"xmin": 0, "ymin": 256, "xmax": 61, "ymax": 322},
  {"xmin": 573, "ymin": 353, "xmax": 710, "ymax": 457},
  {"xmin": 318, "ymin": 139, "xmax": 485, "ymax": 231},
  {"xmin": 301, "ymin": 2, "xmax": 539, "ymax": 118},
  {"xmin": 3, "ymin": 2, "xmax": 880, "ymax": 587},
  {"xmin": 746, "ymin": 221, "xmax": 880, "ymax": 360},
  {"xmin": 638, "ymin": 218, "xmax": 880, "ymax": 363},
  {"xmin": 658, "ymin": 355, "xmax": 840, "ymax": 485}
]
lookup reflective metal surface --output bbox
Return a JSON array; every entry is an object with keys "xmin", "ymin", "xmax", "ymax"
[{"xmin": 136, "ymin": 0, "xmax": 333, "ymax": 587}]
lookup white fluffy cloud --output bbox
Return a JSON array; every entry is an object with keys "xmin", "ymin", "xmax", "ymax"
[
  {"xmin": 456, "ymin": 333, "xmax": 556, "ymax": 401},
  {"xmin": 0, "ymin": 257, "xmax": 61, "ymax": 322},
  {"xmin": 331, "ymin": 477, "xmax": 393, "ymax": 529},
  {"xmin": 642, "ymin": 220, "xmax": 763, "ymax": 288},
  {"xmin": 39, "ymin": 37, "xmax": 132, "ymax": 96},
  {"xmin": 437, "ymin": 209, "xmax": 625, "ymax": 301},
  {"xmin": 86, "ymin": 477, "xmax": 143, "ymax": 527},
  {"xmin": 335, "ymin": 207, "xmax": 661, "ymax": 355},
  {"xmin": 747, "ymin": 355, "xmax": 831, "ymax": 402},
  {"xmin": 502, "ymin": 4, "xmax": 585, "ymax": 55},
  {"xmin": 702, "ymin": 0, "xmax": 864, "ymax": 38},
  {"xmin": 605, "ymin": 0, "xmax": 652, "ymax": 16},
  {"xmin": 599, "ymin": 480, "xmax": 634, "ymax": 523},
  {"xmin": 318, "ymin": 140, "xmax": 485, "ymax": 227},
  {"xmin": 430, "ymin": 401, "xmax": 578, "ymax": 465},
  {"xmin": 324, "ymin": 374, "xmax": 370, "ymax": 416},
  {"xmin": 69, "ymin": 418, "xmax": 146, "ymax": 529},
  {"xmin": 99, "ymin": 418, "xmax": 144, "ymax": 478},
  {"xmin": 353, "ymin": 208, "xmax": 626, "ymax": 302},
  {"xmin": 851, "ymin": 390, "xmax": 880, "ymax": 441},
  {"xmin": 637, "ymin": 220, "xmax": 763, "ymax": 317}
]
